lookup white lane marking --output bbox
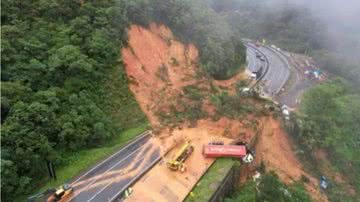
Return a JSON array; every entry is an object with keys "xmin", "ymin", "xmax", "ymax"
[
  {"xmin": 69, "ymin": 135, "xmax": 151, "ymax": 201},
  {"xmin": 262, "ymin": 45, "xmax": 292, "ymax": 95},
  {"xmin": 107, "ymin": 154, "xmax": 162, "ymax": 202},
  {"xmin": 72, "ymin": 130, "xmax": 151, "ymax": 184},
  {"xmin": 87, "ymin": 146, "xmax": 157, "ymax": 202},
  {"xmin": 76, "ymin": 144, "xmax": 148, "ymax": 202},
  {"xmin": 88, "ymin": 155, "xmax": 150, "ymax": 202}
]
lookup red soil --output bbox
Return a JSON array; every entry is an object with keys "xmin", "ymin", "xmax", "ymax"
[
  {"xmin": 121, "ymin": 23, "xmax": 327, "ymax": 201},
  {"xmin": 252, "ymin": 117, "xmax": 328, "ymax": 202},
  {"xmin": 122, "ymin": 23, "xmax": 200, "ymax": 127}
]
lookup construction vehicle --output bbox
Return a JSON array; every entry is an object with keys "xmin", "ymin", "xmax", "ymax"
[{"xmin": 167, "ymin": 142, "xmax": 194, "ymax": 172}]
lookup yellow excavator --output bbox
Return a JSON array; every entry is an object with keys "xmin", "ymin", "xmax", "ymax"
[{"xmin": 167, "ymin": 142, "xmax": 194, "ymax": 172}]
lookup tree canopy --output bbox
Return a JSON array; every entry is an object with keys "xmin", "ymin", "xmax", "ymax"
[
  {"xmin": 1, "ymin": 0, "xmax": 144, "ymax": 200},
  {"xmin": 123, "ymin": 0, "xmax": 247, "ymax": 79},
  {"xmin": 1, "ymin": 0, "xmax": 247, "ymax": 200},
  {"xmin": 225, "ymin": 172, "xmax": 312, "ymax": 202}
]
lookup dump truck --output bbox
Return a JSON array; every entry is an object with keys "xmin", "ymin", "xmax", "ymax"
[{"xmin": 167, "ymin": 142, "xmax": 194, "ymax": 172}]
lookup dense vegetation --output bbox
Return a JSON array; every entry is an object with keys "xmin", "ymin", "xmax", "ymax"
[
  {"xmin": 1, "ymin": 1, "xmax": 147, "ymax": 200},
  {"xmin": 1, "ymin": 0, "xmax": 247, "ymax": 200},
  {"xmin": 124, "ymin": 0, "xmax": 247, "ymax": 79},
  {"xmin": 288, "ymin": 79, "xmax": 360, "ymax": 201},
  {"xmin": 225, "ymin": 172, "xmax": 311, "ymax": 202},
  {"xmin": 211, "ymin": 0, "xmax": 360, "ymax": 200},
  {"xmin": 185, "ymin": 158, "xmax": 238, "ymax": 202}
]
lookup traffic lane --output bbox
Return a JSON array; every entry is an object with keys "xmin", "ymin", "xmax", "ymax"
[
  {"xmin": 260, "ymin": 47, "xmax": 280, "ymax": 91},
  {"xmin": 246, "ymin": 46, "xmax": 264, "ymax": 73},
  {"xmin": 259, "ymin": 47, "xmax": 289, "ymax": 94},
  {"xmin": 268, "ymin": 48, "xmax": 290, "ymax": 93},
  {"xmin": 89, "ymin": 148, "xmax": 161, "ymax": 202},
  {"xmin": 260, "ymin": 52, "xmax": 278, "ymax": 94},
  {"xmin": 69, "ymin": 142, "xmax": 154, "ymax": 202},
  {"xmin": 278, "ymin": 78, "xmax": 313, "ymax": 108},
  {"xmin": 246, "ymin": 47, "xmax": 257, "ymax": 72},
  {"xmin": 272, "ymin": 48, "xmax": 292, "ymax": 94},
  {"xmin": 70, "ymin": 133, "xmax": 152, "ymax": 192}
]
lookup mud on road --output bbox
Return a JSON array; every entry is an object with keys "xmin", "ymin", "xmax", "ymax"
[{"xmin": 121, "ymin": 23, "xmax": 327, "ymax": 202}]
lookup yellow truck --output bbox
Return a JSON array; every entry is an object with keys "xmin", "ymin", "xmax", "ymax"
[{"xmin": 167, "ymin": 142, "xmax": 194, "ymax": 172}]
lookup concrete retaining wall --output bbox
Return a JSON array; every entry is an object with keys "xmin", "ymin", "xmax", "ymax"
[{"xmin": 208, "ymin": 162, "xmax": 241, "ymax": 202}]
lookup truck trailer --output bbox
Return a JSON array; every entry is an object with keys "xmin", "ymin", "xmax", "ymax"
[{"xmin": 203, "ymin": 145, "xmax": 247, "ymax": 158}]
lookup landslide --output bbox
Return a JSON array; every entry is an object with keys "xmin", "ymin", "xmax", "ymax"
[{"xmin": 121, "ymin": 23, "xmax": 327, "ymax": 201}]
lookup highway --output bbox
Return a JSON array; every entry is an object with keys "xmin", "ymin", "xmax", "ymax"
[
  {"xmin": 66, "ymin": 131, "xmax": 161, "ymax": 202},
  {"xmin": 245, "ymin": 42, "xmax": 290, "ymax": 96},
  {"xmin": 65, "ymin": 42, "xmax": 293, "ymax": 202},
  {"xmin": 258, "ymin": 45, "xmax": 290, "ymax": 95},
  {"xmin": 246, "ymin": 46, "xmax": 262, "ymax": 73}
]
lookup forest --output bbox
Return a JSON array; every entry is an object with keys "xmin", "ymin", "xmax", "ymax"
[
  {"xmin": 124, "ymin": 0, "xmax": 247, "ymax": 79},
  {"xmin": 225, "ymin": 172, "xmax": 311, "ymax": 202},
  {"xmin": 293, "ymin": 79, "xmax": 360, "ymax": 201},
  {"xmin": 3, "ymin": 0, "xmax": 359, "ymax": 201},
  {"xmin": 1, "ymin": 0, "xmax": 246, "ymax": 200}
]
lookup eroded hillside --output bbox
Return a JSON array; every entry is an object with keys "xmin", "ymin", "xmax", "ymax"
[{"xmin": 121, "ymin": 23, "xmax": 327, "ymax": 202}]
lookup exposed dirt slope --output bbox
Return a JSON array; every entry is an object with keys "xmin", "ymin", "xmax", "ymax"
[
  {"xmin": 122, "ymin": 23, "xmax": 256, "ymax": 202},
  {"xmin": 122, "ymin": 23, "xmax": 201, "ymax": 127},
  {"xmin": 121, "ymin": 23, "xmax": 326, "ymax": 202},
  {"xmin": 255, "ymin": 117, "xmax": 328, "ymax": 202},
  {"xmin": 126, "ymin": 129, "xmax": 233, "ymax": 202}
]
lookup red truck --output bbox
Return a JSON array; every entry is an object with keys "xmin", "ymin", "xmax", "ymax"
[{"xmin": 203, "ymin": 145, "xmax": 247, "ymax": 158}]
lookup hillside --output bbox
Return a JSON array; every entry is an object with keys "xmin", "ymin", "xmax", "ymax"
[
  {"xmin": 210, "ymin": 0, "xmax": 360, "ymax": 200},
  {"xmin": 3, "ymin": 1, "xmax": 358, "ymax": 202},
  {"xmin": 121, "ymin": 23, "xmax": 326, "ymax": 202},
  {"xmin": 1, "ymin": 0, "xmax": 247, "ymax": 200}
]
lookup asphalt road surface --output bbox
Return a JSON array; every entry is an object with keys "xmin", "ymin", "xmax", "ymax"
[
  {"xmin": 245, "ymin": 42, "xmax": 290, "ymax": 95},
  {"xmin": 276, "ymin": 50, "xmax": 315, "ymax": 108},
  {"xmin": 257, "ymin": 45, "xmax": 290, "ymax": 95},
  {"xmin": 246, "ymin": 46, "xmax": 262, "ymax": 73},
  {"xmin": 67, "ymin": 131, "xmax": 161, "ymax": 202},
  {"xmin": 246, "ymin": 41, "xmax": 317, "ymax": 108}
]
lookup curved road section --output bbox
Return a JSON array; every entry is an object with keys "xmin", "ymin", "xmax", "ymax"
[
  {"xmin": 245, "ymin": 42, "xmax": 290, "ymax": 97},
  {"xmin": 257, "ymin": 45, "xmax": 290, "ymax": 95},
  {"xmin": 67, "ymin": 131, "xmax": 161, "ymax": 202}
]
